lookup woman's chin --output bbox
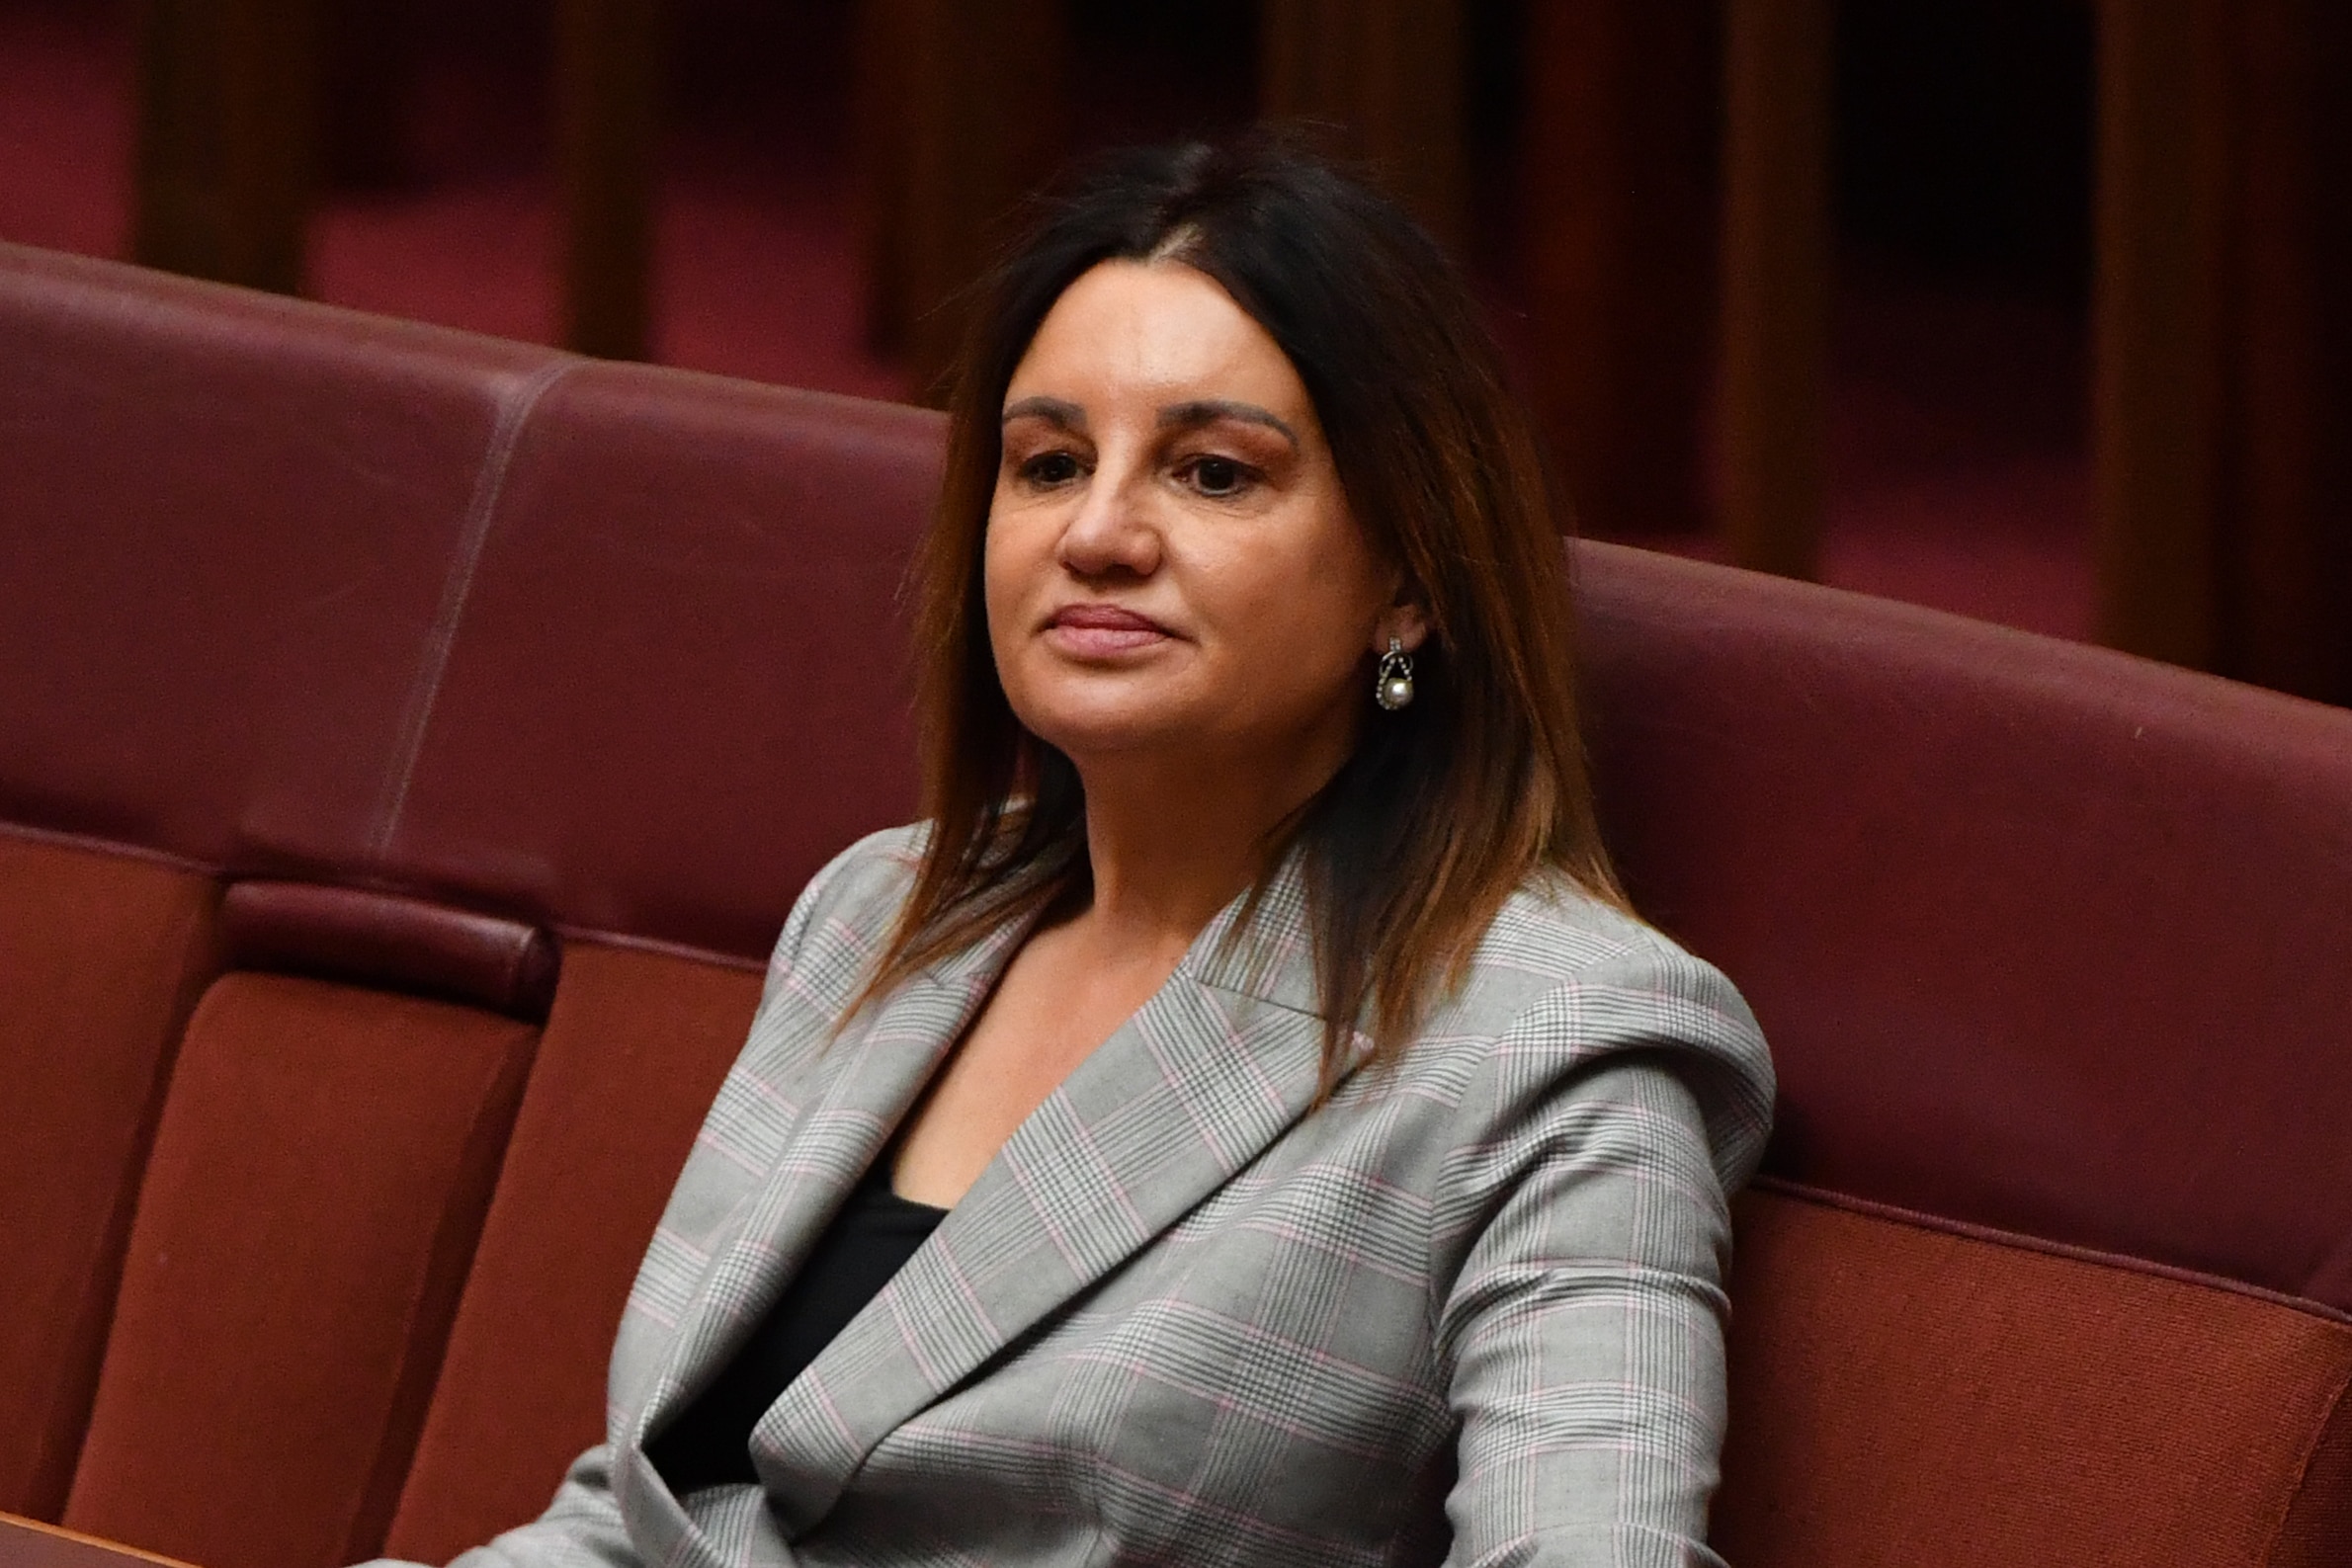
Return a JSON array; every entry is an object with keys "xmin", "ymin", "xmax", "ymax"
[
  {"xmin": 1022, "ymin": 710, "xmax": 1198, "ymax": 765},
  {"xmin": 1011, "ymin": 686, "xmax": 1218, "ymax": 761}
]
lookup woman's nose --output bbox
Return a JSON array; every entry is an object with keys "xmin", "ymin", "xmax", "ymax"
[{"xmin": 1056, "ymin": 462, "xmax": 1161, "ymax": 578}]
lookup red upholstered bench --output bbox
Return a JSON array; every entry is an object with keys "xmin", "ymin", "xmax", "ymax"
[{"xmin": 2, "ymin": 239, "xmax": 2347, "ymax": 1568}]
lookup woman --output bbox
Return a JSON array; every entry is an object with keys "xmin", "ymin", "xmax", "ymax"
[{"xmin": 419, "ymin": 139, "xmax": 1773, "ymax": 1567}]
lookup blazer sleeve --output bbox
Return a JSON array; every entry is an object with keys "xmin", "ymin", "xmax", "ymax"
[
  {"xmin": 437, "ymin": 1446, "xmax": 638, "ymax": 1568},
  {"xmin": 1431, "ymin": 948, "xmax": 1771, "ymax": 1568}
]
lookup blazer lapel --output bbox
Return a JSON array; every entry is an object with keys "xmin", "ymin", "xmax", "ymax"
[
  {"xmin": 751, "ymin": 858, "xmax": 1346, "ymax": 1533},
  {"xmin": 628, "ymin": 912, "xmax": 1031, "ymax": 1453}
]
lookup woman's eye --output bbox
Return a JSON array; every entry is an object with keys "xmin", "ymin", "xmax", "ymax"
[
  {"xmin": 1019, "ymin": 452, "xmax": 1083, "ymax": 485},
  {"xmin": 1183, "ymin": 455, "xmax": 1251, "ymax": 497}
]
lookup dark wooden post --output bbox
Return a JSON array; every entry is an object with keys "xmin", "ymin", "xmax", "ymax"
[
  {"xmin": 320, "ymin": 0, "xmax": 411, "ymax": 191},
  {"xmin": 854, "ymin": 0, "xmax": 1066, "ymax": 399},
  {"xmin": 1257, "ymin": 0, "xmax": 1468, "ymax": 252},
  {"xmin": 2091, "ymin": 0, "xmax": 2352, "ymax": 702},
  {"xmin": 2222, "ymin": 0, "xmax": 2352, "ymax": 701},
  {"xmin": 554, "ymin": 0, "xmax": 663, "ymax": 361},
  {"xmin": 1718, "ymin": 0, "xmax": 1834, "ymax": 579},
  {"xmin": 2090, "ymin": 0, "xmax": 2232, "ymax": 669},
  {"xmin": 1519, "ymin": 2, "xmax": 1720, "ymax": 538},
  {"xmin": 133, "ymin": 0, "xmax": 321, "ymax": 294}
]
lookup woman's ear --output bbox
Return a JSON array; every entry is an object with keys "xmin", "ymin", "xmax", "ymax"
[{"xmin": 1374, "ymin": 597, "xmax": 1430, "ymax": 656}]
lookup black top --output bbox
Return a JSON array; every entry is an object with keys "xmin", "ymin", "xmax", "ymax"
[{"xmin": 646, "ymin": 1157, "xmax": 947, "ymax": 1493}]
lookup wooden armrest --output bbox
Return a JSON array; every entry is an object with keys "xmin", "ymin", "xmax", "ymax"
[{"xmin": 0, "ymin": 1517, "xmax": 194, "ymax": 1568}]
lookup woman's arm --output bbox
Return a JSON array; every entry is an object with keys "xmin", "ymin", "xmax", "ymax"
[
  {"xmin": 1432, "ymin": 954, "xmax": 1769, "ymax": 1567},
  {"xmin": 346, "ymin": 1445, "xmax": 633, "ymax": 1568},
  {"xmin": 440, "ymin": 1446, "xmax": 638, "ymax": 1568}
]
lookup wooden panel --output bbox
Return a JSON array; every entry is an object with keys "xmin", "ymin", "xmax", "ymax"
[
  {"xmin": 554, "ymin": 0, "xmax": 663, "ymax": 361},
  {"xmin": 855, "ymin": 0, "xmax": 1066, "ymax": 396},
  {"xmin": 132, "ymin": 0, "xmax": 321, "ymax": 294},
  {"xmin": 2214, "ymin": 0, "xmax": 2352, "ymax": 702},
  {"xmin": 2093, "ymin": 0, "xmax": 2352, "ymax": 701},
  {"xmin": 319, "ymin": 0, "xmax": 409, "ymax": 191},
  {"xmin": 1519, "ymin": 2, "xmax": 1719, "ymax": 538},
  {"xmin": 0, "ymin": 1514, "xmax": 189, "ymax": 1568},
  {"xmin": 1719, "ymin": 0, "xmax": 1834, "ymax": 578},
  {"xmin": 2090, "ymin": 0, "xmax": 2231, "ymax": 668},
  {"xmin": 1258, "ymin": 0, "xmax": 1467, "ymax": 251}
]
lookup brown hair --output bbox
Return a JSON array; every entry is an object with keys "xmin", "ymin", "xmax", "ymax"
[{"xmin": 865, "ymin": 136, "xmax": 1625, "ymax": 1080}]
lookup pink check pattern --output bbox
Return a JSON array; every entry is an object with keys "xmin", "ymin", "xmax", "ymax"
[{"xmin": 383, "ymin": 825, "xmax": 1773, "ymax": 1568}]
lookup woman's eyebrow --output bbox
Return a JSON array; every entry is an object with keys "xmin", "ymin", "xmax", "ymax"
[
  {"xmin": 1157, "ymin": 399, "xmax": 1299, "ymax": 451},
  {"xmin": 1001, "ymin": 395, "xmax": 1086, "ymax": 431}
]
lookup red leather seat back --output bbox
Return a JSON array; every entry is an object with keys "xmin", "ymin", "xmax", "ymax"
[
  {"xmin": 1574, "ymin": 540, "xmax": 2352, "ymax": 1311},
  {"xmin": 379, "ymin": 361, "xmax": 943, "ymax": 958},
  {"xmin": 369, "ymin": 363, "xmax": 941, "ymax": 1548},
  {"xmin": 0, "ymin": 243, "xmax": 567, "ymax": 876},
  {"xmin": 0, "ymin": 242, "xmax": 942, "ymax": 958}
]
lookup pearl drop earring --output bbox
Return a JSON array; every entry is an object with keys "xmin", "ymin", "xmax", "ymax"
[{"xmin": 1375, "ymin": 637, "xmax": 1415, "ymax": 711}]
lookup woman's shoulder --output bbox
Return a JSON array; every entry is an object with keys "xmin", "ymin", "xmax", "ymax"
[
  {"xmin": 806, "ymin": 821, "xmax": 931, "ymax": 914},
  {"xmin": 1450, "ymin": 869, "xmax": 1742, "ymax": 1015},
  {"xmin": 763, "ymin": 822, "xmax": 929, "ymax": 973},
  {"xmin": 1406, "ymin": 870, "xmax": 1776, "ymax": 1182}
]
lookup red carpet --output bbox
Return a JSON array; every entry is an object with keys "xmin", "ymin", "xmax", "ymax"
[{"xmin": 0, "ymin": 0, "xmax": 2092, "ymax": 641}]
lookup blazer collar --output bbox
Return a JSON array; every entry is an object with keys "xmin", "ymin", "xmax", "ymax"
[
  {"xmin": 626, "ymin": 898, "xmax": 1037, "ymax": 1460},
  {"xmin": 737, "ymin": 850, "xmax": 1347, "ymax": 1535}
]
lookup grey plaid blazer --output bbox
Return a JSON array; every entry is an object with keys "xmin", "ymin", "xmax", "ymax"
[{"xmin": 421, "ymin": 826, "xmax": 1774, "ymax": 1568}]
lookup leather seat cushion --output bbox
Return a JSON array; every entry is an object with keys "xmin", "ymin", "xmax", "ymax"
[
  {"xmin": 0, "ymin": 833, "xmax": 220, "ymax": 1519},
  {"xmin": 63, "ymin": 974, "xmax": 537, "ymax": 1568},
  {"xmin": 1716, "ymin": 1184, "xmax": 2352, "ymax": 1567},
  {"xmin": 383, "ymin": 943, "xmax": 764, "ymax": 1560}
]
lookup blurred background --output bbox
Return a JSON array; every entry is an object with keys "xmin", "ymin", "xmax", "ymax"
[{"xmin": 2, "ymin": 0, "xmax": 2345, "ymax": 704}]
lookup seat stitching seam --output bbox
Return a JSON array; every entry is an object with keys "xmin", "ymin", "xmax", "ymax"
[
  {"xmin": 370, "ymin": 358, "xmax": 575, "ymax": 862},
  {"xmin": 2257, "ymin": 1361, "xmax": 2352, "ymax": 1566}
]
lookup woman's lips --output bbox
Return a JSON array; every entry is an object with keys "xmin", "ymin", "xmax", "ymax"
[{"xmin": 1044, "ymin": 603, "xmax": 1174, "ymax": 657}]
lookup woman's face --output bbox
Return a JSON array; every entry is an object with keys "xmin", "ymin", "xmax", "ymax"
[{"xmin": 985, "ymin": 259, "xmax": 1419, "ymax": 781}]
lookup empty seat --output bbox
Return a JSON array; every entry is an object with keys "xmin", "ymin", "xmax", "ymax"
[
  {"xmin": 61, "ymin": 884, "xmax": 555, "ymax": 1568},
  {"xmin": 382, "ymin": 944, "xmax": 765, "ymax": 1559}
]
